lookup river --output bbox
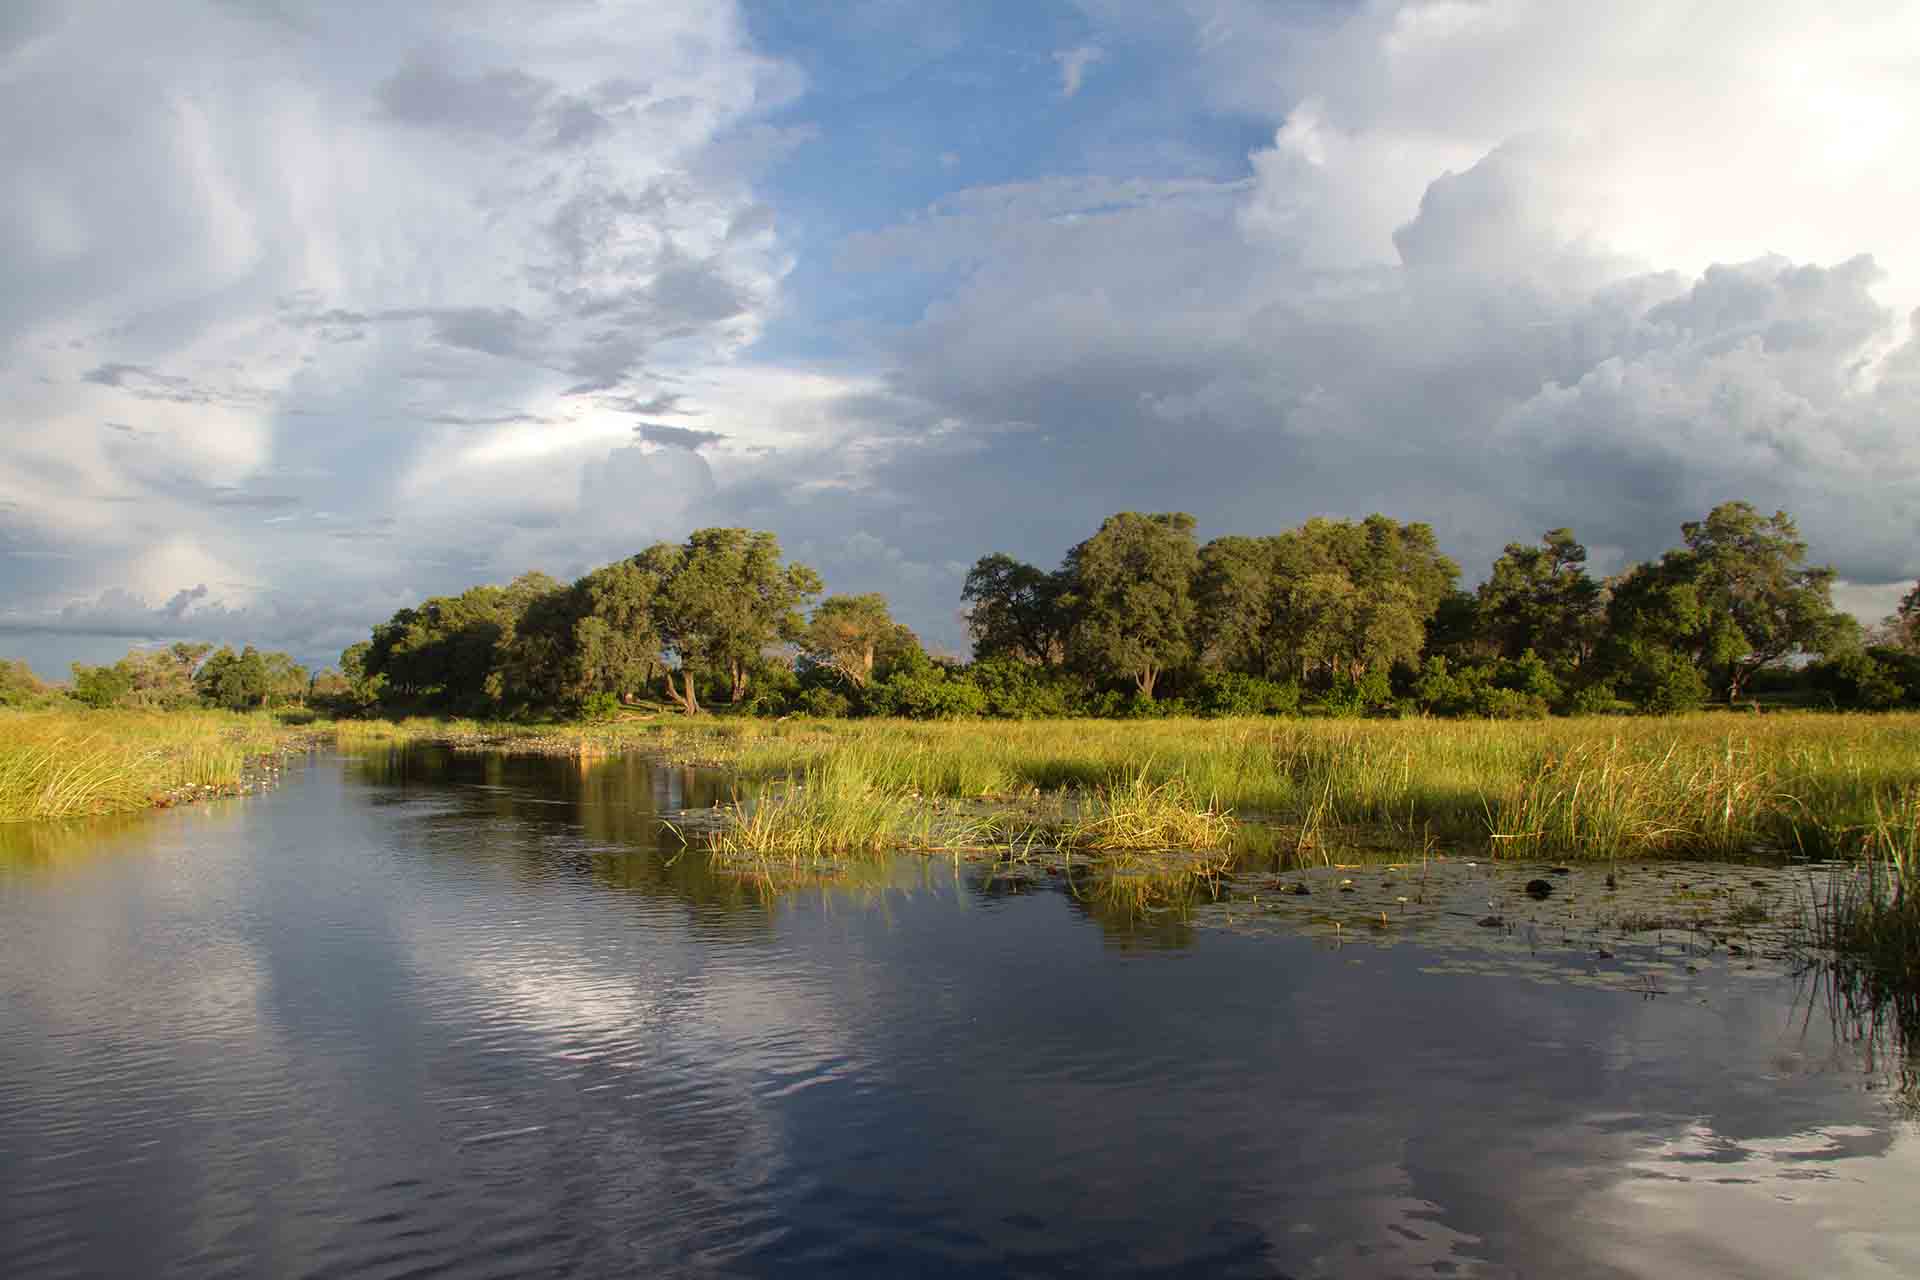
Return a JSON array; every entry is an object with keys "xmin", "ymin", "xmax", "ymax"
[{"xmin": 2, "ymin": 747, "xmax": 1915, "ymax": 1278}]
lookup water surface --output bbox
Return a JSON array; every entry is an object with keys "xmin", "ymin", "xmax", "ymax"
[{"xmin": 2, "ymin": 748, "xmax": 1915, "ymax": 1278}]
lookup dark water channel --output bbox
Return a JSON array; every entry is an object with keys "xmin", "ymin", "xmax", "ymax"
[{"xmin": 2, "ymin": 748, "xmax": 1916, "ymax": 1278}]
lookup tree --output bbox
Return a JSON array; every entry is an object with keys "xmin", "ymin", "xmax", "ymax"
[
  {"xmin": 800, "ymin": 594, "xmax": 920, "ymax": 690},
  {"xmin": 260, "ymin": 651, "xmax": 309, "ymax": 707},
  {"xmin": 1606, "ymin": 503, "xmax": 1849, "ymax": 703},
  {"xmin": 1194, "ymin": 535, "xmax": 1275, "ymax": 674},
  {"xmin": 1871, "ymin": 581, "xmax": 1920, "ymax": 652},
  {"xmin": 1063, "ymin": 512, "xmax": 1199, "ymax": 699},
  {"xmin": 1475, "ymin": 529, "xmax": 1604, "ymax": 668},
  {"xmin": 0, "ymin": 658, "xmax": 50, "ymax": 708},
  {"xmin": 70, "ymin": 662, "xmax": 133, "ymax": 709},
  {"xmin": 646, "ymin": 529, "xmax": 822, "ymax": 714},
  {"xmin": 961, "ymin": 553, "xmax": 1070, "ymax": 666},
  {"xmin": 194, "ymin": 646, "xmax": 270, "ymax": 710},
  {"xmin": 364, "ymin": 573, "xmax": 559, "ymax": 713},
  {"xmin": 1265, "ymin": 516, "xmax": 1459, "ymax": 686}
]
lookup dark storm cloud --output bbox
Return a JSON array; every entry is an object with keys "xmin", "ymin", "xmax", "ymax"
[
  {"xmin": 637, "ymin": 423, "xmax": 726, "ymax": 450},
  {"xmin": 424, "ymin": 411, "xmax": 553, "ymax": 427},
  {"xmin": 822, "ymin": 170, "xmax": 1920, "ymax": 625},
  {"xmin": 601, "ymin": 391, "xmax": 696, "ymax": 416},
  {"xmin": 419, "ymin": 306, "xmax": 545, "ymax": 359}
]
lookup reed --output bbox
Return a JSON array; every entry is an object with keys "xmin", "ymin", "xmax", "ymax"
[
  {"xmin": 696, "ymin": 754, "xmax": 998, "ymax": 862},
  {"xmin": 1059, "ymin": 769, "xmax": 1235, "ymax": 852},
  {"xmin": 1806, "ymin": 786, "xmax": 1920, "ymax": 983},
  {"xmin": 0, "ymin": 708, "xmax": 301, "ymax": 820},
  {"xmin": 322, "ymin": 710, "xmax": 1920, "ymax": 862}
]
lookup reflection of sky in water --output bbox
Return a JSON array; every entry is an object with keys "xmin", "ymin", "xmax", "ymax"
[{"xmin": 1, "ymin": 749, "xmax": 1914, "ymax": 1278}]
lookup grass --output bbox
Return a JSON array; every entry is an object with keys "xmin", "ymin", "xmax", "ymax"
[
  {"xmin": 0, "ymin": 708, "xmax": 305, "ymax": 821},
  {"xmin": 34, "ymin": 706, "xmax": 1920, "ymax": 870},
  {"xmin": 350, "ymin": 711, "xmax": 1920, "ymax": 863},
  {"xmin": 690, "ymin": 753, "xmax": 1001, "ymax": 863},
  {"xmin": 1806, "ymin": 785, "xmax": 1920, "ymax": 984},
  {"xmin": 1059, "ymin": 769, "xmax": 1235, "ymax": 852}
]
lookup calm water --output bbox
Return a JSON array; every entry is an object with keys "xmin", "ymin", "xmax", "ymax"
[{"xmin": 2, "ymin": 748, "xmax": 1916, "ymax": 1279}]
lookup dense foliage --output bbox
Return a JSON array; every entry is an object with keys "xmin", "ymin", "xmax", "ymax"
[{"xmin": 9, "ymin": 502, "xmax": 1904, "ymax": 721}]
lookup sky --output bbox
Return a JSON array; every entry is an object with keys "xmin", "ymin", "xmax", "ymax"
[{"xmin": 4, "ymin": 0, "xmax": 1919, "ymax": 678}]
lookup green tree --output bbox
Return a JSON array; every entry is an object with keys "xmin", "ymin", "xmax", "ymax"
[
  {"xmin": 194, "ymin": 645, "xmax": 270, "ymax": 710},
  {"xmin": 1194, "ymin": 535, "xmax": 1276, "ymax": 674},
  {"xmin": 800, "ymin": 593, "xmax": 920, "ymax": 690},
  {"xmin": 961, "ymin": 553, "xmax": 1071, "ymax": 666},
  {"xmin": 364, "ymin": 573, "xmax": 559, "ymax": 713},
  {"xmin": 1062, "ymin": 512, "xmax": 1199, "ymax": 699},
  {"xmin": 645, "ymin": 529, "xmax": 822, "ymax": 714},
  {"xmin": 1609, "ymin": 503, "xmax": 1848, "ymax": 704},
  {"xmin": 0, "ymin": 658, "xmax": 51, "ymax": 708},
  {"xmin": 1475, "ymin": 528, "xmax": 1604, "ymax": 668},
  {"xmin": 70, "ymin": 662, "xmax": 133, "ymax": 709},
  {"xmin": 1265, "ymin": 517, "xmax": 1458, "ymax": 686},
  {"xmin": 260, "ymin": 651, "xmax": 309, "ymax": 707}
]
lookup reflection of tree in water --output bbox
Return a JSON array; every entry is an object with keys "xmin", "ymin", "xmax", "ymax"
[
  {"xmin": 348, "ymin": 745, "xmax": 781, "ymax": 930},
  {"xmin": 1803, "ymin": 961, "xmax": 1919, "ymax": 1118}
]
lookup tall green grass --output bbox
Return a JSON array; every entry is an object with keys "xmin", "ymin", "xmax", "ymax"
[
  {"xmin": 1807, "ymin": 786, "xmax": 1920, "ymax": 982},
  {"xmin": 321, "ymin": 710, "xmax": 1920, "ymax": 862},
  {"xmin": 0, "ymin": 709, "xmax": 301, "ymax": 821}
]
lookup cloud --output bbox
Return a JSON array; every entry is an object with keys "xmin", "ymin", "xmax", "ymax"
[
  {"xmin": 6, "ymin": 0, "xmax": 1920, "ymax": 672},
  {"xmin": 1053, "ymin": 44, "xmax": 1105, "ymax": 98},
  {"xmin": 0, "ymin": 0, "xmax": 798, "ymax": 666},
  {"xmin": 638, "ymin": 423, "xmax": 727, "ymax": 450}
]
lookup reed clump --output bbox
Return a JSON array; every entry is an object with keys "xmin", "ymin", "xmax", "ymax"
[
  {"xmin": 1808, "ymin": 787, "xmax": 1920, "ymax": 983},
  {"xmin": 1060, "ymin": 770, "xmax": 1235, "ymax": 852},
  {"xmin": 697, "ymin": 754, "xmax": 996, "ymax": 861}
]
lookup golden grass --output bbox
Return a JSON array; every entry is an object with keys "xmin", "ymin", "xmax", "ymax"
[
  {"xmin": 1060, "ymin": 769, "xmax": 1235, "ymax": 852},
  {"xmin": 322, "ymin": 710, "xmax": 1920, "ymax": 861},
  {"xmin": 0, "ymin": 708, "xmax": 302, "ymax": 821}
]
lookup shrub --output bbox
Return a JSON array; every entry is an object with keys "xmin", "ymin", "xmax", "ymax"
[
  {"xmin": 866, "ymin": 653, "xmax": 987, "ymax": 719},
  {"xmin": 1191, "ymin": 671, "xmax": 1301, "ymax": 717},
  {"xmin": 967, "ymin": 656, "xmax": 1082, "ymax": 718},
  {"xmin": 796, "ymin": 686, "xmax": 853, "ymax": 718},
  {"xmin": 579, "ymin": 691, "xmax": 622, "ymax": 722},
  {"xmin": 1810, "ymin": 650, "xmax": 1908, "ymax": 710}
]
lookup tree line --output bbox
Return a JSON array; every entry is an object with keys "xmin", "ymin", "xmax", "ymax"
[
  {"xmin": 11, "ymin": 643, "xmax": 316, "ymax": 712},
  {"xmin": 318, "ymin": 500, "xmax": 1902, "ymax": 720},
  {"xmin": 12, "ymin": 499, "xmax": 1916, "ymax": 719}
]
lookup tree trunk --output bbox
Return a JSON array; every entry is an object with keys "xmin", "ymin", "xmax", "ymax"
[
  {"xmin": 663, "ymin": 667, "xmax": 700, "ymax": 715},
  {"xmin": 730, "ymin": 659, "xmax": 750, "ymax": 704},
  {"xmin": 1136, "ymin": 666, "xmax": 1158, "ymax": 699}
]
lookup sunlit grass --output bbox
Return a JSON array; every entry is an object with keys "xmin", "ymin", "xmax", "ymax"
[
  {"xmin": 0, "ymin": 708, "xmax": 302, "ymax": 821},
  {"xmin": 322, "ymin": 710, "xmax": 1920, "ymax": 862},
  {"xmin": 1060, "ymin": 769, "xmax": 1235, "ymax": 852}
]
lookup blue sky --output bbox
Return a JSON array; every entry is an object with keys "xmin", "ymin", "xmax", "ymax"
[{"xmin": 3, "ymin": 0, "xmax": 1919, "ymax": 677}]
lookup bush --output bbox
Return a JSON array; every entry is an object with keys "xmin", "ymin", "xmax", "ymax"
[
  {"xmin": 1564, "ymin": 680, "xmax": 1619, "ymax": 716},
  {"xmin": 1315, "ymin": 669, "xmax": 1394, "ymax": 718},
  {"xmin": 70, "ymin": 663, "xmax": 133, "ymax": 709},
  {"xmin": 795, "ymin": 686, "xmax": 853, "ymax": 718},
  {"xmin": 580, "ymin": 691, "xmax": 622, "ymax": 722},
  {"xmin": 866, "ymin": 653, "xmax": 987, "ymax": 719},
  {"xmin": 1809, "ymin": 651, "xmax": 1908, "ymax": 709},
  {"xmin": 0, "ymin": 659, "xmax": 53, "ymax": 709},
  {"xmin": 1411, "ymin": 653, "xmax": 1559, "ymax": 718},
  {"xmin": 1640, "ymin": 655, "xmax": 1709, "ymax": 714},
  {"xmin": 1191, "ymin": 671, "xmax": 1302, "ymax": 717},
  {"xmin": 967, "ymin": 656, "xmax": 1083, "ymax": 718}
]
